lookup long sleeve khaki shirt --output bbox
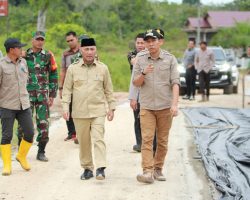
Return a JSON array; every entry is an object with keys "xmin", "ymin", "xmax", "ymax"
[
  {"xmin": 133, "ymin": 49, "xmax": 180, "ymax": 110},
  {"xmin": 62, "ymin": 59, "xmax": 116, "ymax": 118},
  {"xmin": 0, "ymin": 56, "xmax": 30, "ymax": 110}
]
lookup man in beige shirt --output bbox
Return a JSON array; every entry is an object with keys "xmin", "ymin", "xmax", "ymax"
[
  {"xmin": 133, "ymin": 29, "xmax": 180, "ymax": 184},
  {"xmin": 195, "ymin": 41, "xmax": 215, "ymax": 101},
  {"xmin": 62, "ymin": 38, "xmax": 116, "ymax": 180},
  {"xmin": 0, "ymin": 38, "xmax": 34, "ymax": 176}
]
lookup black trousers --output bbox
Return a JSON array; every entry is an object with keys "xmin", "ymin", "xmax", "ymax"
[
  {"xmin": 134, "ymin": 103, "xmax": 157, "ymax": 151},
  {"xmin": 199, "ymin": 70, "xmax": 210, "ymax": 97},
  {"xmin": 133, "ymin": 103, "xmax": 141, "ymax": 146},
  {"xmin": 1, "ymin": 108, "xmax": 34, "ymax": 145},
  {"xmin": 185, "ymin": 66, "xmax": 197, "ymax": 97},
  {"xmin": 66, "ymin": 101, "xmax": 76, "ymax": 136}
]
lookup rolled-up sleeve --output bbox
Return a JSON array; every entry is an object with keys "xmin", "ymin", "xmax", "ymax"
[
  {"xmin": 170, "ymin": 57, "xmax": 180, "ymax": 86},
  {"xmin": 103, "ymin": 65, "xmax": 116, "ymax": 110},
  {"xmin": 133, "ymin": 59, "xmax": 142, "ymax": 82},
  {"xmin": 128, "ymin": 70, "xmax": 139, "ymax": 100},
  {"xmin": 62, "ymin": 65, "xmax": 73, "ymax": 112}
]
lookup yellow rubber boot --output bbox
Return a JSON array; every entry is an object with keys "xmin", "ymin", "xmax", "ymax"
[
  {"xmin": 16, "ymin": 140, "xmax": 32, "ymax": 171},
  {"xmin": 0, "ymin": 144, "xmax": 12, "ymax": 176}
]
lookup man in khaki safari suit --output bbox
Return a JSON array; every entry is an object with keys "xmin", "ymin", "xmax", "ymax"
[
  {"xmin": 62, "ymin": 38, "xmax": 116, "ymax": 181},
  {"xmin": 133, "ymin": 29, "xmax": 180, "ymax": 184}
]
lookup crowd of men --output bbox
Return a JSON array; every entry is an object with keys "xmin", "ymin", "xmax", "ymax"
[{"xmin": 0, "ymin": 28, "xmax": 249, "ymax": 185}]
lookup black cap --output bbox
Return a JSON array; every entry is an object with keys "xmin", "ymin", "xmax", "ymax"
[
  {"xmin": 154, "ymin": 28, "xmax": 165, "ymax": 39},
  {"xmin": 81, "ymin": 38, "xmax": 96, "ymax": 47},
  {"xmin": 4, "ymin": 38, "xmax": 27, "ymax": 49},
  {"xmin": 144, "ymin": 29, "xmax": 161, "ymax": 41}
]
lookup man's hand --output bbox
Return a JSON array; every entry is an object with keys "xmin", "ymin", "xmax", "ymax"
[
  {"xmin": 107, "ymin": 110, "xmax": 114, "ymax": 121},
  {"xmin": 170, "ymin": 105, "xmax": 178, "ymax": 117},
  {"xmin": 143, "ymin": 64, "xmax": 154, "ymax": 74},
  {"xmin": 130, "ymin": 99, "xmax": 137, "ymax": 111},
  {"xmin": 63, "ymin": 112, "xmax": 69, "ymax": 121},
  {"xmin": 131, "ymin": 57, "xmax": 137, "ymax": 66},
  {"xmin": 48, "ymin": 97, "xmax": 54, "ymax": 107}
]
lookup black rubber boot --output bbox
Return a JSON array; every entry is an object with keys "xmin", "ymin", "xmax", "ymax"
[{"xmin": 37, "ymin": 142, "xmax": 48, "ymax": 162}]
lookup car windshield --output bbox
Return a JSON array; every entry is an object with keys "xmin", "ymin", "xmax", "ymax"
[{"xmin": 211, "ymin": 49, "xmax": 226, "ymax": 61}]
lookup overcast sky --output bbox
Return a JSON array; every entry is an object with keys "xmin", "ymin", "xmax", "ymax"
[{"xmin": 167, "ymin": 0, "xmax": 234, "ymax": 5}]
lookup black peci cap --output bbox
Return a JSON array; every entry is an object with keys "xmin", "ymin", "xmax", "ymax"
[{"xmin": 81, "ymin": 38, "xmax": 96, "ymax": 47}]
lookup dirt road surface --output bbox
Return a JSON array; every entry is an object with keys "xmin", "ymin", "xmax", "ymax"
[{"xmin": 0, "ymin": 85, "xmax": 247, "ymax": 200}]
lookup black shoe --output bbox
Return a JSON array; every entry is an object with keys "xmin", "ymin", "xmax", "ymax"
[
  {"xmin": 96, "ymin": 167, "xmax": 105, "ymax": 180},
  {"xmin": 36, "ymin": 153, "xmax": 49, "ymax": 162},
  {"xmin": 182, "ymin": 95, "xmax": 190, "ymax": 100},
  {"xmin": 80, "ymin": 169, "xmax": 93, "ymax": 180},
  {"xmin": 133, "ymin": 144, "xmax": 141, "ymax": 152}
]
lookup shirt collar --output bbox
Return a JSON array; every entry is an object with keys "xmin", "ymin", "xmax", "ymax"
[
  {"xmin": 67, "ymin": 46, "xmax": 80, "ymax": 54},
  {"xmin": 148, "ymin": 49, "xmax": 164, "ymax": 60},
  {"xmin": 27, "ymin": 48, "xmax": 46, "ymax": 55},
  {"xmin": 5, "ymin": 56, "xmax": 21, "ymax": 64},
  {"xmin": 81, "ymin": 59, "xmax": 97, "ymax": 67}
]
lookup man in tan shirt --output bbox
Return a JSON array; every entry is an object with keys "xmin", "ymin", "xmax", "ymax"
[
  {"xmin": 195, "ymin": 41, "xmax": 215, "ymax": 101},
  {"xmin": 62, "ymin": 38, "xmax": 116, "ymax": 180},
  {"xmin": 133, "ymin": 29, "xmax": 180, "ymax": 184},
  {"xmin": 0, "ymin": 38, "xmax": 34, "ymax": 176}
]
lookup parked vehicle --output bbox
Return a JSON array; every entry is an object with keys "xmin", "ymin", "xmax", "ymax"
[{"xmin": 178, "ymin": 46, "xmax": 239, "ymax": 95}]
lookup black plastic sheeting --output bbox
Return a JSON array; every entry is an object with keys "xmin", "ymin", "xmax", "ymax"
[{"xmin": 182, "ymin": 107, "xmax": 250, "ymax": 200}]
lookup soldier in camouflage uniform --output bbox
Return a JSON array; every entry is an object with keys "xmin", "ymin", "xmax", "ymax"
[{"xmin": 18, "ymin": 31, "xmax": 58, "ymax": 162}]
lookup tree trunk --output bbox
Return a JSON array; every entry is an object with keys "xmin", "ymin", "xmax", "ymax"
[{"xmin": 37, "ymin": 8, "xmax": 47, "ymax": 31}]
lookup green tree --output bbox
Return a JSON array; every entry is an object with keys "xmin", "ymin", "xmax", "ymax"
[
  {"xmin": 182, "ymin": 0, "xmax": 200, "ymax": 5},
  {"xmin": 211, "ymin": 22, "xmax": 250, "ymax": 49}
]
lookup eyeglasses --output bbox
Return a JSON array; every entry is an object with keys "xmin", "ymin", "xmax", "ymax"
[{"xmin": 66, "ymin": 39, "xmax": 74, "ymax": 43}]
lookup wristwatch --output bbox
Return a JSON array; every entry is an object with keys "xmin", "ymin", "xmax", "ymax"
[
  {"xmin": 141, "ymin": 70, "xmax": 146, "ymax": 76},
  {"xmin": 59, "ymin": 87, "xmax": 63, "ymax": 90}
]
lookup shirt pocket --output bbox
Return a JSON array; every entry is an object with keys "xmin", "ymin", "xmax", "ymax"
[
  {"xmin": 19, "ymin": 66, "xmax": 29, "ymax": 83},
  {"xmin": 3, "ymin": 68, "xmax": 16, "ymax": 82},
  {"xmin": 93, "ymin": 74, "xmax": 104, "ymax": 82},
  {"xmin": 74, "ymin": 76, "xmax": 87, "ymax": 87},
  {"xmin": 158, "ymin": 65, "xmax": 170, "ymax": 83}
]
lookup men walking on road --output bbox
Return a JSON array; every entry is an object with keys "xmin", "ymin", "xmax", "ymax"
[
  {"xmin": 182, "ymin": 40, "xmax": 196, "ymax": 100},
  {"xmin": 0, "ymin": 38, "xmax": 34, "ymax": 176},
  {"xmin": 195, "ymin": 41, "xmax": 215, "ymax": 102},
  {"xmin": 133, "ymin": 29, "xmax": 180, "ymax": 184},
  {"xmin": 60, "ymin": 31, "xmax": 80, "ymax": 144},
  {"xmin": 62, "ymin": 38, "xmax": 116, "ymax": 180},
  {"xmin": 17, "ymin": 31, "xmax": 58, "ymax": 162},
  {"xmin": 128, "ymin": 33, "xmax": 145, "ymax": 152}
]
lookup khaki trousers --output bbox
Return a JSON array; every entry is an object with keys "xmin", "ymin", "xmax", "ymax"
[
  {"xmin": 73, "ymin": 116, "xmax": 106, "ymax": 170},
  {"xmin": 140, "ymin": 108, "xmax": 173, "ymax": 172}
]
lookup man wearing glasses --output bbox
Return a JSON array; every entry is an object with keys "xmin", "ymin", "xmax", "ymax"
[{"xmin": 17, "ymin": 31, "xmax": 58, "ymax": 162}]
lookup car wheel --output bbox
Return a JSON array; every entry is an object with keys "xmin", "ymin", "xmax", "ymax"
[{"xmin": 223, "ymin": 85, "xmax": 233, "ymax": 94}]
